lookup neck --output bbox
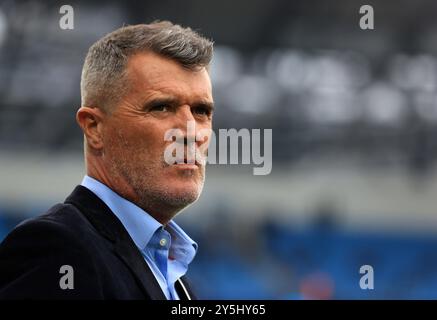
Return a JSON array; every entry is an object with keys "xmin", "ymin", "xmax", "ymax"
[{"xmin": 85, "ymin": 155, "xmax": 179, "ymax": 225}]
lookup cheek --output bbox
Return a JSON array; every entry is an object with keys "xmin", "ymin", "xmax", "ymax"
[
  {"xmin": 107, "ymin": 117, "xmax": 179, "ymax": 158},
  {"xmin": 123, "ymin": 122, "xmax": 168, "ymax": 159}
]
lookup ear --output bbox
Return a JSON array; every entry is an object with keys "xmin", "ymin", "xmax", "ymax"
[{"xmin": 76, "ymin": 107, "xmax": 105, "ymax": 150}]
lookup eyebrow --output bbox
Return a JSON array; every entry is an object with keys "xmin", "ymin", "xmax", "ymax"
[
  {"xmin": 144, "ymin": 96, "xmax": 215, "ymax": 111},
  {"xmin": 145, "ymin": 97, "xmax": 179, "ymax": 108},
  {"xmin": 193, "ymin": 100, "xmax": 215, "ymax": 112}
]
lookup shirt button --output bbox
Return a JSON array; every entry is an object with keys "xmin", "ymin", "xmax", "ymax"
[{"xmin": 159, "ymin": 238, "xmax": 167, "ymax": 247}]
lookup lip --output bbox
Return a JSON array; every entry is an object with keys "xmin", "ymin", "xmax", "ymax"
[
  {"xmin": 173, "ymin": 163, "xmax": 199, "ymax": 169},
  {"xmin": 175, "ymin": 156, "xmax": 204, "ymax": 166}
]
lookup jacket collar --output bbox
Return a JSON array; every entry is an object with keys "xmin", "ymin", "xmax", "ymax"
[{"xmin": 64, "ymin": 185, "xmax": 167, "ymax": 300}]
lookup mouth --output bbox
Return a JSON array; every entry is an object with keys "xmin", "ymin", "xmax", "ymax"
[
  {"xmin": 164, "ymin": 146, "xmax": 207, "ymax": 168},
  {"xmin": 174, "ymin": 163, "xmax": 199, "ymax": 171},
  {"xmin": 174, "ymin": 156, "xmax": 202, "ymax": 168},
  {"xmin": 174, "ymin": 150, "xmax": 206, "ymax": 167}
]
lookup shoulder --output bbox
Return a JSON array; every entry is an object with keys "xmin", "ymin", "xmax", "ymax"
[
  {"xmin": 0, "ymin": 203, "xmax": 104, "ymax": 299},
  {"xmin": 1, "ymin": 203, "xmax": 92, "ymax": 254}
]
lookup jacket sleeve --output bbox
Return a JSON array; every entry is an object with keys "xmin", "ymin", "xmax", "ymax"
[{"xmin": 0, "ymin": 218, "xmax": 104, "ymax": 299}]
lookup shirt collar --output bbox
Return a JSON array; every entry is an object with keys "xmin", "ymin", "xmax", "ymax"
[
  {"xmin": 80, "ymin": 175, "xmax": 197, "ymax": 257},
  {"xmin": 167, "ymin": 220, "xmax": 198, "ymax": 265}
]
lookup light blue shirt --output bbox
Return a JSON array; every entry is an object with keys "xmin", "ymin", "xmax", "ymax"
[{"xmin": 81, "ymin": 175, "xmax": 197, "ymax": 300}]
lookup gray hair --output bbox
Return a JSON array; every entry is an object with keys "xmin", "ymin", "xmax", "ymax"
[{"xmin": 80, "ymin": 21, "xmax": 214, "ymax": 112}]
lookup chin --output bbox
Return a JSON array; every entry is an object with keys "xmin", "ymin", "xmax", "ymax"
[
  {"xmin": 167, "ymin": 177, "xmax": 203, "ymax": 199},
  {"xmin": 172, "ymin": 182, "xmax": 202, "ymax": 198}
]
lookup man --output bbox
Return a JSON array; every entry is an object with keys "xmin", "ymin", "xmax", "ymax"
[{"xmin": 0, "ymin": 21, "xmax": 214, "ymax": 299}]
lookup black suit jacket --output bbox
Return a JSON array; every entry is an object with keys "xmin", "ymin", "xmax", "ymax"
[{"xmin": 0, "ymin": 186, "xmax": 197, "ymax": 300}]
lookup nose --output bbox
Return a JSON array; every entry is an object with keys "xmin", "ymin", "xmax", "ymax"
[
  {"xmin": 176, "ymin": 105, "xmax": 196, "ymax": 123},
  {"xmin": 173, "ymin": 105, "xmax": 209, "ymax": 147},
  {"xmin": 174, "ymin": 105, "xmax": 196, "ymax": 142}
]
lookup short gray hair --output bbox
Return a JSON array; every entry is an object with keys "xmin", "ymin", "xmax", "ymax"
[{"xmin": 80, "ymin": 21, "xmax": 214, "ymax": 112}]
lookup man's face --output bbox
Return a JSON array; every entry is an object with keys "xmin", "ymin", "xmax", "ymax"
[{"xmin": 102, "ymin": 52, "xmax": 213, "ymax": 221}]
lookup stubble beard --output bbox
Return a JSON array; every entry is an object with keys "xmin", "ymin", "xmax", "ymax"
[{"xmin": 105, "ymin": 137, "xmax": 205, "ymax": 220}]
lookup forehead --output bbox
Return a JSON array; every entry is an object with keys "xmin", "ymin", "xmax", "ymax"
[{"xmin": 126, "ymin": 52, "xmax": 212, "ymax": 101}]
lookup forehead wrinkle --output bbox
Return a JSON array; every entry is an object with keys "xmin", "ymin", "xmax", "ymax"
[
  {"xmin": 140, "ymin": 83, "xmax": 213, "ymax": 107},
  {"xmin": 127, "ymin": 53, "xmax": 199, "ymax": 88},
  {"xmin": 126, "ymin": 54, "xmax": 213, "ymax": 105}
]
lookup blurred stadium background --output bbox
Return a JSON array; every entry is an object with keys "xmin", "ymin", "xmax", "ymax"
[{"xmin": 2, "ymin": 0, "xmax": 437, "ymax": 299}]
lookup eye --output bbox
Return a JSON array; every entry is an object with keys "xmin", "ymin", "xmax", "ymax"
[
  {"xmin": 193, "ymin": 106, "xmax": 212, "ymax": 117},
  {"xmin": 150, "ymin": 104, "xmax": 169, "ymax": 112}
]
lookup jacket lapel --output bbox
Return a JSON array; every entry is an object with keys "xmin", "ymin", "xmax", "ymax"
[
  {"xmin": 176, "ymin": 276, "xmax": 197, "ymax": 300},
  {"xmin": 65, "ymin": 185, "xmax": 167, "ymax": 300},
  {"xmin": 113, "ymin": 235, "xmax": 167, "ymax": 300}
]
